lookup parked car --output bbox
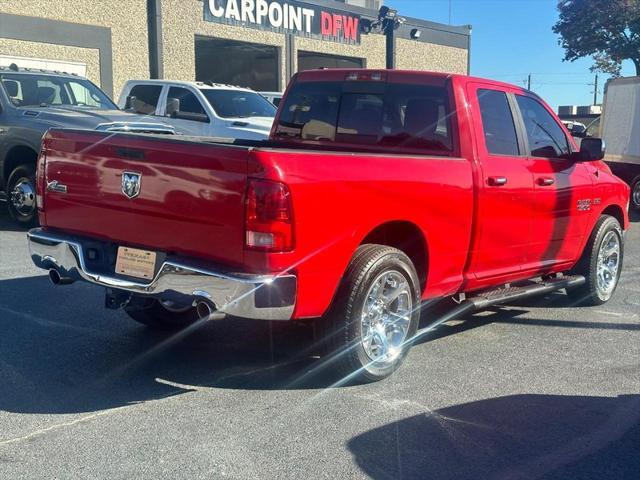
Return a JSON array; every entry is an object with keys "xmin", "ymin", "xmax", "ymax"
[
  {"xmin": 597, "ymin": 76, "xmax": 640, "ymax": 210},
  {"xmin": 561, "ymin": 120, "xmax": 587, "ymax": 138},
  {"xmin": 260, "ymin": 91, "xmax": 284, "ymax": 107},
  {"xmin": 118, "ymin": 80, "xmax": 276, "ymax": 140},
  {"xmin": 0, "ymin": 65, "xmax": 175, "ymax": 226},
  {"xmin": 28, "ymin": 69, "xmax": 628, "ymax": 382}
]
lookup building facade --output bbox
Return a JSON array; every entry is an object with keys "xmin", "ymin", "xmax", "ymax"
[{"xmin": 0, "ymin": 0, "xmax": 471, "ymax": 98}]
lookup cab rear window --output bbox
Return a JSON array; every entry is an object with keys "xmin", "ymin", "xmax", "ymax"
[{"xmin": 274, "ymin": 81, "xmax": 453, "ymax": 154}]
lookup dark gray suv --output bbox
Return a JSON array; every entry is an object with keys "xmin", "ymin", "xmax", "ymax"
[{"xmin": 0, "ymin": 65, "xmax": 175, "ymax": 226}]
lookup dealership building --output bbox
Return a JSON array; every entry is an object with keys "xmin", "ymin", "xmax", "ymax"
[{"xmin": 0, "ymin": 0, "xmax": 471, "ymax": 98}]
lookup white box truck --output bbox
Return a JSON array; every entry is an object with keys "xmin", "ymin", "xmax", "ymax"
[{"xmin": 600, "ymin": 76, "xmax": 640, "ymax": 210}]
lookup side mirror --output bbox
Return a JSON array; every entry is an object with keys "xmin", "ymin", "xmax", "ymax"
[
  {"xmin": 166, "ymin": 97, "xmax": 180, "ymax": 117},
  {"xmin": 172, "ymin": 110, "xmax": 210, "ymax": 123},
  {"xmin": 124, "ymin": 95, "xmax": 137, "ymax": 110},
  {"xmin": 578, "ymin": 137, "xmax": 605, "ymax": 161}
]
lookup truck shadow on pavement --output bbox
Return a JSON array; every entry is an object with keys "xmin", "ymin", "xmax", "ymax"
[
  {"xmin": 347, "ymin": 393, "xmax": 640, "ymax": 480},
  {"xmin": 0, "ymin": 210, "xmax": 29, "ymax": 233},
  {"xmin": 0, "ymin": 276, "xmax": 638, "ymax": 415}
]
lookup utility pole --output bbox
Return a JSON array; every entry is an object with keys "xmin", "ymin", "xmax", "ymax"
[
  {"xmin": 527, "ymin": 74, "xmax": 531, "ymax": 90},
  {"xmin": 385, "ymin": 17, "xmax": 395, "ymax": 69},
  {"xmin": 361, "ymin": 6, "xmax": 404, "ymax": 70},
  {"xmin": 593, "ymin": 74, "xmax": 599, "ymax": 105}
]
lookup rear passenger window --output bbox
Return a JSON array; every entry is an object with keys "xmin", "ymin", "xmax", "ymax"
[
  {"xmin": 516, "ymin": 95, "xmax": 569, "ymax": 158},
  {"xmin": 125, "ymin": 84, "xmax": 162, "ymax": 114},
  {"xmin": 275, "ymin": 81, "xmax": 453, "ymax": 153},
  {"xmin": 477, "ymin": 89, "xmax": 520, "ymax": 156}
]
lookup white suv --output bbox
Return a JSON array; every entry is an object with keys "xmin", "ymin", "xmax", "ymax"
[{"xmin": 117, "ymin": 80, "xmax": 276, "ymax": 140}]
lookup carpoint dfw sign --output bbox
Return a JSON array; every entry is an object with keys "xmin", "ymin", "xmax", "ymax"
[{"xmin": 204, "ymin": 0, "xmax": 361, "ymax": 44}]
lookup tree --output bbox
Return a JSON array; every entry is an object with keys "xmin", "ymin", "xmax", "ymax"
[{"xmin": 553, "ymin": 0, "xmax": 640, "ymax": 76}]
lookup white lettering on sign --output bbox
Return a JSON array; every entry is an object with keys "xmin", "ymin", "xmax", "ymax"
[
  {"xmin": 256, "ymin": 0, "xmax": 269, "ymax": 24},
  {"xmin": 268, "ymin": 2, "xmax": 283, "ymax": 28},
  {"xmin": 289, "ymin": 5, "xmax": 302, "ymax": 31},
  {"xmin": 301, "ymin": 7, "xmax": 314, "ymax": 33},
  {"xmin": 226, "ymin": 0, "xmax": 241, "ymax": 20},
  {"xmin": 208, "ymin": 0, "xmax": 224, "ymax": 18},
  {"xmin": 204, "ymin": 0, "xmax": 360, "ymax": 43},
  {"xmin": 242, "ymin": 0, "xmax": 256, "ymax": 23}
]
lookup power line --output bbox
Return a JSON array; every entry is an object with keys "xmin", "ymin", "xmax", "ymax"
[{"xmin": 489, "ymin": 72, "xmax": 603, "ymax": 77}]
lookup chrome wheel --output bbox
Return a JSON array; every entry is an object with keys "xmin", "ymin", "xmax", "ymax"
[
  {"xmin": 633, "ymin": 181, "xmax": 640, "ymax": 207},
  {"xmin": 10, "ymin": 178, "xmax": 36, "ymax": 218},
  {"xmin": 596, "ymin": 231, "xmax": 620, "ymax": 300},
  {"xmin": 360, "ymin": 270, "xmax": 413, "ymax": 366}
]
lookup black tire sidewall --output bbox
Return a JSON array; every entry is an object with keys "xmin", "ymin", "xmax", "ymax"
[
  {"xmin": 341, "ymin": 247, "xmax": 421, "ymax": 381},
  {"xmin": 631, "ymin": 176, "xmax": 640, "ymax": 211},
  {"xmin": 579, "ymin": 216, "xmax": 624, "ymax": 305},
  {"xmin": 7, "ymin": 165, "xmax": 37, "ymax": 226}
]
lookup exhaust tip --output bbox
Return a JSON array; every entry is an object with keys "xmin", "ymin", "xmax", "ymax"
[
  {"xmin": 195, "ymin": 299, "xmax": 225, "ymax": 320},
  {"xmin": 196, "ymin": 300, "xmax": 213, "ymax": 319},
  {"xmin": 48, "ymin": 269, "xmax": 73, "ymax": 285},
  {"xmin": 49, "ymin": 269, "xmax": 62, "ymax": 285}
]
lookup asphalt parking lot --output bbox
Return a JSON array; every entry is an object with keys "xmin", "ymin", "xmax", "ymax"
[{"xmin": 0, "ymin": 209, "xmax": 639, "ymax": 480}]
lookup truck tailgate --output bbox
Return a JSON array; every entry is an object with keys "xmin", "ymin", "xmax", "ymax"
[{"xmin": 41, "ymin": 129, "xmax": 248, "ymax": 267}]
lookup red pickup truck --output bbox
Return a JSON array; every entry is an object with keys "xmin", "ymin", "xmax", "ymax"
[{"xmin": 28, "ymin": 69, "xmax": 629, "ymax": 382}]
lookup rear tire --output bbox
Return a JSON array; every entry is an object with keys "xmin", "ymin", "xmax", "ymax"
[
  {"xmin": 568, "ymin": 215, "xmax": 623, "ymax": 306},
  {"xmin": 630, "ymin": 176, "xmax": 640, "ymax": 212},
  {"xmin": 7, "ymin": 164, "xmax": 38, "ymax": 227},
  {"xmin": 324, "ymin": 244, "xmax": 421, "ymax": 383},
  {"xmin": 124, "ymin": 297, "xmax": 200, "ymax": 330}
]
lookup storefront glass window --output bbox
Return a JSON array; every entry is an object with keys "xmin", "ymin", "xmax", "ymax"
[{"xmin": 195, "ymin": 36, "xmax": 279, "ymax": 92}]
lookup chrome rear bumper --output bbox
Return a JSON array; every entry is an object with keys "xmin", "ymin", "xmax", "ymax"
[{"xmin": 27, "ymin": 228, "xmax": 296, "ymax": 321}]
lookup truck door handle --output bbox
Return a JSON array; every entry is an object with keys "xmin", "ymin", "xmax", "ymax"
[
  {"xmin": 537, "ymin": 177, "xmax": 555, "ymax": 186},
  {"xmin": 113, "ymin": 147, "xmax": 145, "ymax": 160},
  {"xmin": 488, "ymin": 176, "xmax": 508, "ymax": 186}
]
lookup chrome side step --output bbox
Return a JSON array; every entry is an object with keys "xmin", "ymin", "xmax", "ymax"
[
  {"xmin": 0, "ymin": 191, "xmax": 7, "ymax": 202},
  {"xmin": 414, "ymin": 275, "xmax": 586, "ymax": 340},
  {"xmin": 468, "ymin": 275, "xmax": 586, "ymax": 310}
]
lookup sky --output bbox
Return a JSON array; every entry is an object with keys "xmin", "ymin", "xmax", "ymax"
[{"xmin": 390, "ymin": 0, "xmax": 636, "ymax": 110}]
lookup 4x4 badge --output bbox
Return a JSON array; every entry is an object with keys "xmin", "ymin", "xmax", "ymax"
[{"xmin": 122, "ymin": 171, "xmax": 141, "ymax": 199}]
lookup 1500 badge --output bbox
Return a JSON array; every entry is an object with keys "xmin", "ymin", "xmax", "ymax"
[
  {"xmin": 577, "ymin": 198, "xmax": 602, "ymax": 211},
  {"xmin": 577, "ymin": 199, "xmax": 591, "ymax": 211}
]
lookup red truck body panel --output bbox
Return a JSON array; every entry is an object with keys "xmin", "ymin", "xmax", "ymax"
[
  {"xmin": 37, "ymin": 69, "xmax": 630, "ymax": 320},
  {"xmin": 245, "ymin": 148, "xmax": 474, "ymax": 318},
  {"xmin": 42, "ymin": 130, "xmax": 248, "ymax": 268}
]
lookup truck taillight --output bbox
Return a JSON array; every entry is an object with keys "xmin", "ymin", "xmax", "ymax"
[
  {"xmin": 245, "ymin": 178, "xmax": 294, "ymax": 252},
  {"xmin": 36, "ymin": 147, "xmax": 47, "ymax": 210}
]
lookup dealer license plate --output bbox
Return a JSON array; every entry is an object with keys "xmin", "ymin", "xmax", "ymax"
[{"xmin": 115, "ymin": 246, "xmax": 157, "ymax": 280}]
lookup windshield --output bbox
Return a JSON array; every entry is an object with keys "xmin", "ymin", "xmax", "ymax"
[
  {"xmin": 200, "ymin": 89, "xmax": 276, "ymax": 118},
  {"xmin": 0, "ymin": 73, "xmax": 116, "ymax": 109}
]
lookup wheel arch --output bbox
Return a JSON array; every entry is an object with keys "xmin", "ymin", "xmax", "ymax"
[
  {"xmin": 359, "ymin": 220, "xmax": 429, "ymax": 294},
  {"xmin": 3, "ymin": 144, "xmax": 38, "ymax": 187},
  {"xmin": 601, "ymin": 204, "xmax": 625, "ymax": 230}
]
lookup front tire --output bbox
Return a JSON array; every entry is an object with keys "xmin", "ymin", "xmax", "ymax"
[
  {"xmin": 325, "ymin": 244, "xmax": 421, "ymax": 383},
  {"xmin": 569, "ymin": 215, "xmax": 623, "ymax": 306},
  {"xmin": 124, "ymin": 297, "xmax": 200, "ymax": 330},
  {"xmin": 7, "ymin": 164, "xmax": 38, "ymax": 227}
]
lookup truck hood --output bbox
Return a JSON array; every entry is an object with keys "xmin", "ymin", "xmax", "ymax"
[{"xmin": 18, "ymin": 106, "xmax": 175, "ymax": 132}]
